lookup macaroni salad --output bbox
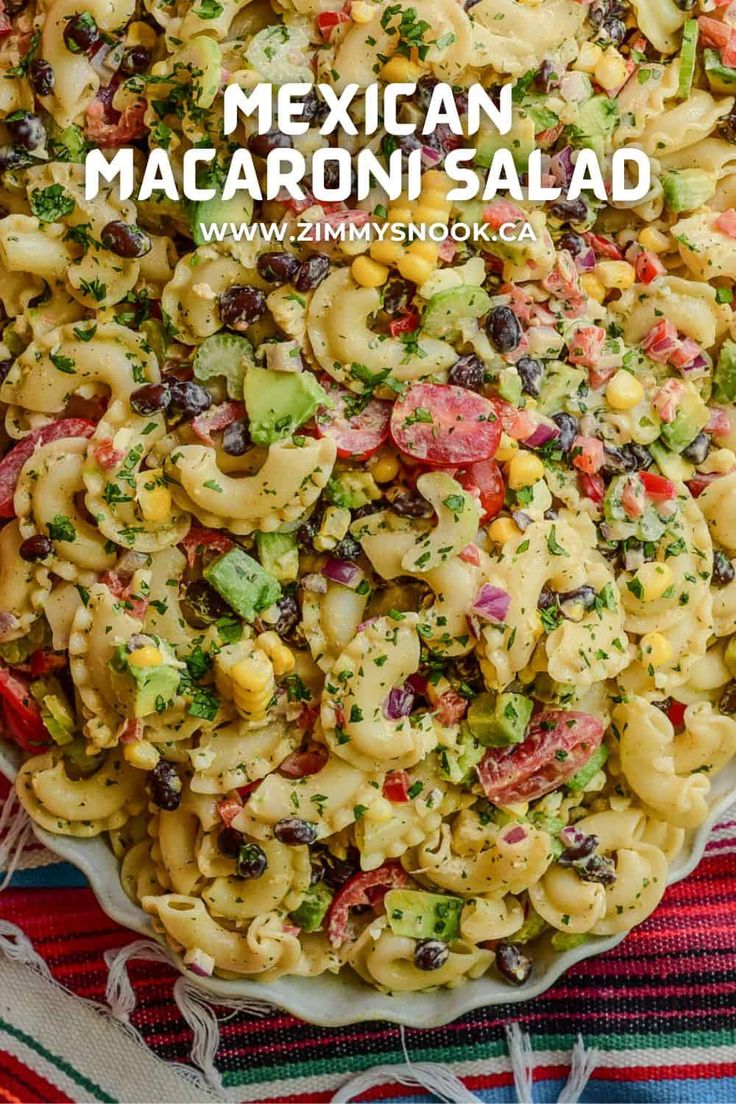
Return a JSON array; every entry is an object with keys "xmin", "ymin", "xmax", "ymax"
[{"xmin": 2, "ymin": 0, "xmax": 736, "ymax": 994}]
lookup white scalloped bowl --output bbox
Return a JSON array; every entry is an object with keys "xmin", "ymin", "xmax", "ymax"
[{"xmin": 2, "ymin": 737, "xmax": 734, "ymax": 1027}]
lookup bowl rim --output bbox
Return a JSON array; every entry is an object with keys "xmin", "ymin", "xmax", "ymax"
[{"xmin": 2, "ymin": 738, "xmax": 734, "ymax": 1028}]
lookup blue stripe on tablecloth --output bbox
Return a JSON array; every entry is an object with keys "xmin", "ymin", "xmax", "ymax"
[
  {"xmin": 5, "ymin": 865, "xmax": 87, "ymax": 888},
  {"xmin": 388, "ymin": 1074, "xmax": 736, "ymax": 1104}
]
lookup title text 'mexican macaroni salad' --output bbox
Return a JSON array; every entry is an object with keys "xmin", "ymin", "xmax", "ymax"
[{"xmin": 2, "ymin": 0, "xmax": 736, "ymax": 994}]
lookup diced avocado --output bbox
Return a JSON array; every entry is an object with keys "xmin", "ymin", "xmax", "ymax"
[
  {"xmin": 384, "ymin": 888, "xmax": 463, "ymax": 941},
  {"xmin": 192, "ymin": 191, "xmax": 255, "ymax": 247},
  {"xmin": 714, "ymin": 339, "xmax": 736, "ymax": 403},
  {"xmin": 36, "ymin": 690, "xmax": 75, "ymax": 746},
  {"xmin": 568, "ymin": 94, "xmax": 618, "ymax": 161},
  {"xmin": 476, "ymin": 107, "xmax": 536, "ymax": 171},
  {"xmin": 108, "ymin": 641, "xmax": 181, "ymax": 719},
  {"xmin": 0, "ymin": 618, "xmax": 49, "ymax": 667},
  {"xmin": 169, "ymin": 36, "xmax": 222, "ymax": 108},
  {"xmin": 659, "ymin": 387, "xmax": 709, "ymax": 452},
  {"xmin": 497, "ymin": 369, "xmax": 523, "ymax": 406},
  {"xmin": 704, "ymin": 47, "xmax": 736, "ymax": 95},
  {"xmin": 662, "ymin": 169, "xmax": 716, "ymax": 213},
  {"xmin": 604, "ymin": 474, "xmax": 669, "ymax": 543},
  {"xmin": 290, "ymin": 882, "xmax": 332, "ymax": 932},
  {"xmin": 468, "ymin": 692, "xmax": 533, "ymax": 748},
  {"xmin": 512, "ymin": 908, "xmax": 547, "ymax": 944},
  {"xmin": 724, "ymin": 637, "xmax": 736, "ymax": 677},
  {"xmin": 422, "ymin": 285, "xmax": 493, "ymax": 340},
  {"xmin": 204, "ymin": 546, "xmax": 282, "ymax": 621},
  {"xmin": 678, "ymin": 21, "xmax": 699, "ymax": 99},
  {"xmin": 48, "ymin": 122, "xmax": 86, "ymax": 162},
  {"xmin": 62, "ymin": 739, "xmax": 104, "ymax": 776},
  {"xmin": 536, "ymin": 362, "xmax": 587, "ymax": 415},
  {"xmin": 244, "ymin": 365, "xmax": 327, "ymax": 445},
  {"xmin": 519, "ymin": 94, "xmax": 559, "ymax": 135},
  {"xmin": 566, "ymin": 744, "xmax": 608, "ymax": 792},
  {"xmin": 437, "ymin": 726, "xmax": 485, "ymax": 784},
  {"xmin": 551, "ymin": 931, "xmax": 590, "ymax": 952},
  {"xmin": 327, "ymin": 470, "xmax": 381, "ymax": 510},
  {"xmin": 193, "ymin": 333, "xmax": 255, "ymax": 400},
  {"xmin": 256, "ymin": 531, "xmax": 298, "ymax": 583},
  {"xmin": 648, "ymin": 440, "xmax": 695, "ymax": 482}
]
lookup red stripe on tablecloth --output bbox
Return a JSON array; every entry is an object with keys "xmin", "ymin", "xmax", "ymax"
[
  {"xmin": 0, "ymin": 1051, "xmax": 74, "ymax": 1103},
  {"xmin": 597, "ymin": 1062, "xmax": 736, "ymax": 1082}
]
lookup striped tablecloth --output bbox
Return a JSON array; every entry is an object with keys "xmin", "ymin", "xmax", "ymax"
[{"xmin": 1, "ymin": 772, "xmax": 735, "ymax": 1104}]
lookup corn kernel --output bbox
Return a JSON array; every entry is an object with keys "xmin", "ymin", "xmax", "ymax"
[
  {"xmin": 508, "ymin": 452, "xmax": 545, "ymax": 490},
  {"xmin": 351, "ymin": 254, "xmax": 389, "ymax": 288},
  {"xmin": 365, "ymin": 796, "xmax": 393, "ymax": 822},
  {"xmin": 494, "ymin": 432, "xmax": 519, "ymax": 463},
  {"xmin": 380, "ymin": 56, "xmax": 424, "ymax": 83},
  {"xmin": 370, "ymin": 449, "xmax": 400, "ymax": 483},
  {"xmin": 633, "ymin": 561, "xmax": 674, "ymax": 602},
  {"xmin": 701, "ymin": 447, "xmax": 736, "ymax": 474},
  {"xmin": 412, "ymin": 204, "xmax": 450, "ymax": 226},
  {"xmin": 606, "ymin": 369, "xmax": 644, "ymax": 411},
  {"xmin": 640, "ymin": 632, "xmax": 673, "ymax": 668},
  {"xmin": 387, "ymin": 206, "xmax": 413, "ymax": 224},
  {"xmin": 420, "ymin": 189, "xmax": 452, "ymax": 214},
  {"xmin": 350, "ymin": 0, "xmax": 376, "ymax": 22},
  {"xmin": 137, "ymin": 468, "xmax": 171, "ymax": 523},
  {"xmin": 314, "ymin": 505, "xmax": 351, "ymax": 551},
  {"xmin": 581, "ymin": 273, "xmax": 606, "ymax": 303},
  {"xmin": 487, "ymin": 516, "xmax": 522, "ymax": 544},
  {"xmin": 128, "ymin": 645, "xmax": 162, "ymax": 668},
  {"xmin": 370, "ymin": 239, "xmax": 404, "ymax": 265},
  {"xmin": 594, "ymin": 50, "xmax": 628, "ymax": 91},
  {"xmin": 595, "ymin": 260, "xmax": 636, "ymax": 290},
  {"xmin": 421, "ymin": 170, "xmax": 451, "ymax": 196},
  {"xmin": 574, "ymin": 41, "xmax": 603, "ymax": 73},
  {"xmin": 638, "ymin": 227, "xmax": 669, "ymax": 254},
  {"xmin": 497, "ymin": 802, "xmax": 529, "ymax": 818},
  {"xmin": 409, "ymin": 239, "xmax": 440, "ymax": 262},
  {"xmin": 397, "ymin": 253, "xmax": 435, "ymax": 284},
  {"xmin": 232, "ymin": 650, "xmax": 273, "ymax": 693},
  {"xmin": 256, "ymin": 630, "xmax": 295, "ymax": 676},
  {"xmin": 123, "ymin": 739, "xmax": 160, "ymax": 771}
]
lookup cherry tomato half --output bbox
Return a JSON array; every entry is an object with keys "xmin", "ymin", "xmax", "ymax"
[
  {"xmin": 0, "ymin": 419, "xmax": 95, "ymax": 518},
  {"xmin": 315, "ymin": 378, "xmax": 391, "ymax": 460},
  {"xmin": 457, "ymin": 459, "xmax": 505, "ymax": 522},
  {"xmin": 326, "ymin": 862, "xmax": 410, "ymax": 946},
  {"xmin": 390, "ymin": 383, "xmax": 500, "ymax": 466},
  {"xmin": 639, "ymin": 471, "xmax": 677, "ymax": 501},
  {"xmin": 0, "ymin": 667, "xmax": 51, "ymax": 753}
]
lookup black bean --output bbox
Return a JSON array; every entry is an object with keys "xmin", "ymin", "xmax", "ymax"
[
  {"xmin": 267, "ymin": 593, "xmax": 301, "ymax": 639},
  {"xmin": 576, "ymin": 853, "xmax": 617, "ymax": 885},
  {"xmin": 449, "ymin": 353, "xmax": 484, "ymax": 392},
  {"xmin": 535, "ymin": 59, "xmax": 560, "ymax": 93},
  {"xmin": 381, "ymin": 277, "xmax": 414, "ymax": 317},
  {"xmin": 63, "ymin": 11, "xmax": 100, "ymax": 53},
  {"xmin": 486, "ymin": 305, "xmax": 522, "ymax": 354},
  {"xmin": 719, "ymin": 683, "xmax": 736, "ymax": 714},
  {"xmin": 236, "ymin": 842, "xmax": 268, "ymax": 879},
  {"xmin": 558, "ymin": 833, "xmax": 598, "ymax": 864},
  {"xmin": 6, "ymin": 112, "xmax": 45, "ymax": 151},
  {"xmin": 622, "ymin": 443, "xmax": 652, "ymax": 470},
  {"xmin": 19, "ymin": 534, "xmax": 54, "ymax": 562},
  {"xmin": 294, "ymin": 253, "xmax": 330, "ymax": 293},
  {"xmin": 299, "ymin": 88, "xmax": 329, "ymax": 125},
  {"xmin": 248, "ymin": 128, "xmax": 292, "ymax": 157},
  {"xmin": 167, "ymin": 379, "xmax": 212, "ymax": 421},
  {"xmin": 101, "ymin": 220, "xmax": 152, "ymax": 259},
  {"xmin": 29, "ymin": 59, "xmax": 55, "ymax": 97},
  {"xmin": 713, "ymin": 550, "xmax": 735, "ymax": 587},
  {"xmin": 182, "ymin": 579, "xmax": 231, "ymax": 627},
  {"xmin": 3, "ymin": 0, "xmax": 28, "ymax": 13},
  {"xmin": 219, "ymin": 285, "xmax": 267, "ymax": 331},
  {"xmin": 682, "ymin": 432, "xmax": 710, "ymax": 464},
  {"xmin": 602, "ymin": 17, "xmax": 627, "ymax": 44},
  {"xmin": 387, "ymin": 487, "xmax": 434, "ymax": 518},
  {"xmin": 517, "ymin": 356, "xmax": 543, "ymax": 397},
  {"xmin": 218, "ymin": 827, "xmax": 244, "ymax": 857},
  {"xmin": 550, "ymin": 196, "xmax": 588, "ymax": 224},
  {"xmin": 558, "ymin": 585, "xmax": 597, "ymax": 613},
  {"xmin": 352, "ymin": 498, "xmax": 386, "ymax": 520},
  {"xmin": 674, "ymin": 0, "xmax": 696, "ymax": 7},
  {"xmin": 0, "ymin": 145, "xmax": 31, "ymax": 173},
  {"xmin": 257, "ymin": 251, "xmax": 301, "ymax": 285},
  {"xmin": 0, "ymin": 359, "xmax": 12, "ymax": 386},
  {"xmin": 552, "ymin": 412, "xmax": 578, "ymax": 453},
  {"xmin": 414, "ymin": 939, "xmax": 449, "ymax": 971},
  {"xmin": 222, "ymin": 421, "xmax": 251, "ymax": 455},
  {"xmin": 297, "ymin": 508, "xmax": 323, "ymax": 550},
  {"xmin": 496, "ymin": 942, "xmax": 533, "ymax": 985},
  {"xmin": 537, "ymin": 586, "xmax": 557, "ymax": 610},
  {"xmin": 120, "ymin": 46, "xmax": 151, "ymax": 74},
  {"xmin": 274, "ymin": 817, "xmax": 318, "ymax": 845},
  {"xmin": 148, "ymin": 760, "xmax": 182, "ymax": 811},
  {"xmin": 131, "ymin": 382, "xmax": 170, "ymax": 415},
  {"xmin": 311, "ymin": 845, "xmax": 360, "ymax": 889},
  {"xmin": 723, "ymin": 106, "xmax": 736, "ymax": 145},
  {"xmin": 558, "ymin": 232, "xmax": 587, "ymax": 257},
  {"xmin": 332, "ymin": 534, "xmax": 362, "ymax": 561},
  {"xmin": 463, "ymin": 0, "xmax": 481, "ymax": 9}
]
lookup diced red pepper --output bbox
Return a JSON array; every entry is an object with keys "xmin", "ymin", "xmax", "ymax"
[
  {"xmin": 642, "ymin": 319, "xmax": 679, "ymax": 364},
  {"xmin": 29, "ymin": 650, "xmax": 67, "ymax": 677},
  {"xmin": 568, "ymin": 325, "xmax": 606, "ymax": 369},
  {"xmin": 326, "ymin": 862, "xmax": 410, "ymax": 946},
  {"xmin": 666, "ymin": 699, "xmax": 687, "ymax": 729},
  {"xmin": 435, "ymin": 688, "xmax": 468, "ymax": 726},
  {"xmin": 640, "ymin": 471, "xmax": 677, "ymax": 501},
  {"xmin": 86, "ymin": 97, "xmax": 146, "ymax": 146},
  {"xmin": 179, "ymin": 526, "xmax": 234, "ymax": 568},
  {"xmin": 191, "ymin": 401, "xmax": 245, "ymax": 446},
  {"xmin": 572, "ymin": 435, "xmax": 605, "ymax": 474},
  {"xmin": 483, "ymin": 200, "xmax": 525, "ymax": 229},
  {"xmin": 456, "ymin": 459, "xmax": 505, "ymax": 522},
  {"xmin": 218, "ymin": 797, "xmax": 243, "ymax": 827},
  {"xmin": 316, "ymin": 8, "xmax": 350, "ymax": 40},
  {"xmin": 708, "ymin": 407, "xmax": 732, "ymax": 437},
  {"xmin": 99, "ymin": 571, "xmax": 149, "ymax": 621},
  {"xmin": 119, "ymin": 718, "xmax": 144, "ymax": 744},
  {"xmin": 0, "ymin": 667, "xmax": 51, "ymax": 752},
  {"xmin": 587, "ymin": 232, "xmax": 623, "ymax": 261},
  {"xmin": 578, "ymin": 472, "xmax": 605, "ymax": 505},
  {"xmin": 621, "ymin": 474, "xmax": 645, "ymax": 519},
  {"xmin": 669, "ymin": 337, "xmax": 702, "ymax": 371},
  {"xmin": 0, "ymin": 419, "xmax": 95, "ymax": 518},
  {"xmin": 236, "ymin": 779, "xmax": 261, "ymax": 800},
  {"xmin": 687, "ymin": 471, "xmax": 725, "ymax": 497},
  {"xmin": 652, "ymin": 379, "xmax": 686, "ymax": 423},
  {"xmin": 389, "ymin": 308, "xmax": 420, "ymax": 337},
  {"xmin": 91, "ymin": 438, "xmax": 126, "ymax": 471},
  {"xmin": 635, "ymin": 250, "xmax": 666, "ymax": 284},
  {"xmin": 698, "ymin": 15, "xmax": 732, "ymax": 50},
  {"xmin": 383, "ymin": 770, "xmax": 411, "ymax": 803},
  {"xmin": 459, "ymin": 543, "xmax": 481, "ymax": 566}
]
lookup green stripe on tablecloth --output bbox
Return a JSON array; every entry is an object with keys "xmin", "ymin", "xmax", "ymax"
[{"xmin": 0, "ymin": 1016, "xmax": 117, "ymax": 1102}]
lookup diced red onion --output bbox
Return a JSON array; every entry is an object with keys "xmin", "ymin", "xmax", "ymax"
[
  {"xmin": 679, "ymin": 353, "xmax": 710, "ymax": 379},
  {"xmin": 383, "ymin": 684, "xmax": 416, "ymax": 720},
  {"xmin": 471, "ymin": 584, "xmax": 511, "ymax": 622},
  {"xmin": 116, "ymin": 550, "xmax": 149, "ymax": 575},
  {"xmin": 512, "ymin": 510, "xmax": 534, "ymax": 530},
  {"xmin": 322, "ymin": 559, "xmax": 365, "ymax": 589},
  {"xmin": 549, "ymin": 145, "xmax": 574, "ymax": 187},
  {"xmin": 559, "ymin": 825, "xmax": 596, "ymax": 850},
  {"xmin": 504, "ymin": 825, "xmax": 528, "ymax": 844},
  {"xmin": 0, "ymin": 611, "xmax": 20, "ymax": 641},
  {"xmin": 559, "ymin": 73, "xmax": 590, "ymax": 103},
  {"xmin": 183, "ymin": 948, "xmax": 215, "ymax": 977},
  {"xmin": 421, "ymin": 145, "xmax": 442, "ymax": 167},
  {"xmin": 302, "ymin": 572, "xmax": 328, "ymax": 594},
  {"xmin": 573, "ymin": 246, "xmax": 597, "ymax": 273},
  {"xmin": 524, "ymin": 421, "xmax": 561, "ymax": 449}
]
